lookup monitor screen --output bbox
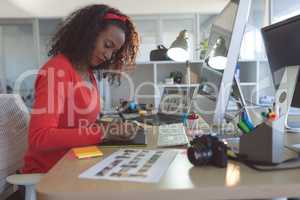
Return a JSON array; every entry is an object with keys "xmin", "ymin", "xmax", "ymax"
[
  {"xmin": 261, "ymin": 14, "xmax": 300, "ymax": 88},
  {"xmin": 292, "ymin": 74, "xmax": 300, "ymax": 107},
  {"xmin": 261, "ymin": 14, "xmax": 300, "ymax": 107}
]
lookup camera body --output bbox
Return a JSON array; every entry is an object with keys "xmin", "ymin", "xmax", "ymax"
[{"xmin": 187, "ymin": 135, "xmax": 228, "ymax": 168}]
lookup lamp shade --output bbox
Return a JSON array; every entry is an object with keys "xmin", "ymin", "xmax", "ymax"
[
  {"xmin": 167, "ymin": 30, "xmax": 189, "ymax": 62},
  {"xmin": 206, "ymin": 36, "xmax": 227, "ymax": 70}
]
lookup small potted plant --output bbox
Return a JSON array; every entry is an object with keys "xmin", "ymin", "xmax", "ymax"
[{"xmin": 199, "ymin": 38, "xmax": 209, "ymax": 60}]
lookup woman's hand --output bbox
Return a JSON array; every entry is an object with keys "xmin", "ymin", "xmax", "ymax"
[{"xmin": 100, "ymin": 120, "xmax": 142, "ymax": 141}]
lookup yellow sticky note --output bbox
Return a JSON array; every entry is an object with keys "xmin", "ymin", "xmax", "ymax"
[{"xmin": 73, "ymin": 146, "xmax": 103, "ymax": 159}]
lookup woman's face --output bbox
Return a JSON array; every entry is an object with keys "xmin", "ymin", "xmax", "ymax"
[{"xmin": 90, "ymin": 24, "xmax": 125, "ymax": 67}]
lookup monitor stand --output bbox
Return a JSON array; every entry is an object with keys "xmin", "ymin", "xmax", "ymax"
[{"xmin": 274, "ymin": 66, "xmax": 300, "ymax": 132}]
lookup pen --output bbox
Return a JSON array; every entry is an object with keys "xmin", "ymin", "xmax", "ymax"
[
  {"xmin": 118, "ymin": 112, "xmax": 126, "ymax": 122},
  {"xmin": 242, "ymin": 112, "xmax": 254, "ymax": 130},
  {"xmin": 238, "ymin": 120, "xmax": 250, "ymax": 134}
]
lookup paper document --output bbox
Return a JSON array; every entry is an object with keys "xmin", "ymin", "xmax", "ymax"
[{"xmin": 79, "ymin": 149, "xmax": 177, "ymax": 183}]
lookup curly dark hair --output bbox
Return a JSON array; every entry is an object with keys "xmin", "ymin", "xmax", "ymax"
[{"xmin": 49, "ymin": 4, "xmax": 139, "ymax": 74}]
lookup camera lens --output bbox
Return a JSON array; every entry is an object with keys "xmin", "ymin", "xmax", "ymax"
[
  {"xmin": 187, "ymin": 135, "xmax": 228, "ymax": 168},
  {"xmin": 187, "ymin": 140, "xmax": 213, "ymax": 166}
]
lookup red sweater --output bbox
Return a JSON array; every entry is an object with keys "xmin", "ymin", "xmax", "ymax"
[{"xmin": 21, "ymin": 54, "xmax": 103, "ymax": 173}]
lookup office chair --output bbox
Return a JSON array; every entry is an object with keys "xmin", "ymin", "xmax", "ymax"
[{"xmin": 0, "ymin": 94, "xmax": 43, "ymax": 200}]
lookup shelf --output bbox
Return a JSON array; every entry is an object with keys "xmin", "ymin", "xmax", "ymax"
[
  {"xmin": 240, "ymin": 82, "xmax": 257, "ymax": 86},
  {"xmin": 238, "ymin": 59, "xmax": 268, "ymax": 62},
  {"xmin": 157, "ymin": 84, "xmax": 199, "ymax": 87},
  {"xmin": 134, "ymin": 62, "xmax": 154, "ymax": 66},
  {"xmin": 139, "ymin": 57, "xmax": 268, "ymax": 64},
  {"xmin": 136, "ymin": 60, "xmax": 204, "ymax": 65},
  {"xmin": 257, "ymin": 103, "xmax": 272, "ymax": 107}
]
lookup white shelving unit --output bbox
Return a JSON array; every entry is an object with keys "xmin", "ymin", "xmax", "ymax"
[
  {"xmin": 157, "ymin": 84, "xmax": 200, "ymax": 87},
  {"xmin": 0, "ymin": 1, "xmax": 273, "ymax": 110},
  {"xmin": 108, "ymin": 60, "xmax": 203, "ymax": 110}
]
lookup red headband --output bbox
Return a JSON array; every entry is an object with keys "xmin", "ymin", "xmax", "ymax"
[{"xmin": 103, "ymin": 13, "xmax": 127, "ymax": 23}]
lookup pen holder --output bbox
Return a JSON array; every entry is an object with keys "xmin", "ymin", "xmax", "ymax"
[{"xmin": 239, "ymin": 116, "xmax": 297, "ymax": 164}]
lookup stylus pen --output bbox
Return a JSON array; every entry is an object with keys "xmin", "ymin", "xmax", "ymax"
[{"xmin": 118, "ymin": 112, "xmax": 126, "ymax": 122}]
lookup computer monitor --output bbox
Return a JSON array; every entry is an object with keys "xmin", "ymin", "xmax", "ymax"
[
  {"xmin": 261, "ymin": 14, "xmax": 300, "ymax": 123},
  {"xmin": 191, "ymin": 0, "xmax": 252, "ymax": 128},
  {"xmin": 237, "ymin": 15, "xmax": 300, "ymax": 164},
  {"xmin": 262, "ymin": 14, "xmax": 300, "ymax": 89},
  {"xmin": 292, "ymin": 75, "xmax": 300, "ymax": 108}
]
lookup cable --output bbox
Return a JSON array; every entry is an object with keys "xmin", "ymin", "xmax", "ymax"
[{"xmin": 228, "ymin": 151, "xmax": 300, "ymax": 171}]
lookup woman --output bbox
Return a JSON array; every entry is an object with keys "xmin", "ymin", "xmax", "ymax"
[{"xmin": 21, "ymin": 4, "xmax": 139, "ymax": 174}]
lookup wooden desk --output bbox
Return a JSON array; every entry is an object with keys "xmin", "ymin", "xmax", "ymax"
[{"xmin": 36, "ymin": 126, "xmax": 300, "ymax": 200}]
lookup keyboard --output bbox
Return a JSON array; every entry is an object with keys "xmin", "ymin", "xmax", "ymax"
[
  {"xmin": 133, "ymin": 113, "xmax": 182, "ymax": 125},
  {"xmin": 157, "ymin": 123, "xmax": 189, "ymax": 147}
]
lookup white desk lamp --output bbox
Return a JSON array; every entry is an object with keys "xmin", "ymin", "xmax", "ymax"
[
  {"xmin": 167, "ymin": 30, "xmax": 189, "ymax": 62},
  {"xmin": 206, "ymin": 36, "xmax": 228, "ymax": 70}
]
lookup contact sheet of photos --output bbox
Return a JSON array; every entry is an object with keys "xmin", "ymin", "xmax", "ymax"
[{"xmin": 79, "ymin": 149, "xmax": 178, "ymax": 183}]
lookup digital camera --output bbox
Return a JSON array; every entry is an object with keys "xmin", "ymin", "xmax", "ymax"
[{"xmin": 187, "ymin": 135, "xmax": 228, "ymax": 168}]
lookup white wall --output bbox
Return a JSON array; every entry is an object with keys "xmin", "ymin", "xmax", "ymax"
[
  {"xmin": 272, "ymin": 0, "xmax": 300, "ymax": 22},
  {"xmin": 0, "ymin": 0, "xmax": 228, "ymax": 18}
]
